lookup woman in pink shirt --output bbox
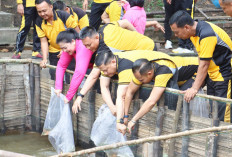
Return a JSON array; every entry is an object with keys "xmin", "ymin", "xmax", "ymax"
[
  {"xmin": 54, "ymin": 28, "xmax": 94, "ymax": 104},
  {"xmin": 122, "ymin": 0, "xmax": 165, "ymax": 34}
]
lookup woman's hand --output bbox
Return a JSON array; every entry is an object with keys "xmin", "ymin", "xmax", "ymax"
[{"xmin": 72, "ymin": 96, "xmax": 82, "ymax": 114}]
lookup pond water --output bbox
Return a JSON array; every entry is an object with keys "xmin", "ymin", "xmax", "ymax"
[{"xmin": 0, "ymin": 132, "xmax": 57, "ymax": 156}]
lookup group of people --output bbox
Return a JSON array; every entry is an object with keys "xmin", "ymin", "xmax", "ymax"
[{"xmin": 12, "ymin": 0, "xmax": 232, "ymax": 136}]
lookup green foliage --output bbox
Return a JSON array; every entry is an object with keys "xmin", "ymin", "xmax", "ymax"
[{"xmin": 145, "ymin": 0, "xmax": 164, "ymax": 12}]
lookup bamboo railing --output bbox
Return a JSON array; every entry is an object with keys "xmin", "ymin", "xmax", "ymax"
[{"xmin": 1, "ymin": 59, "xmax": 232, "ymax": 157}]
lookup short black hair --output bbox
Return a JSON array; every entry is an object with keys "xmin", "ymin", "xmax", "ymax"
[
  {"xmin": 56, "ymin": 28, "xmax": 79, "ymax": 44},
  {"xmin": 95, "ymin": 50, "xmax": 115, "ymax": 67},
  {"xmin": 79, "ymin": 26, "xmax": 98, "ymax": 39},
  {"xmin": 169, "ymin": 10, "xmax": 194, "ymax": 28},
  {"xmin": 35, "ymin": 0, "xmax": 52, "ymax": 5},
  {"xmin": 53, "ymin": 1, "xmax": 66, "ymax": 11},
  {"xmin": 129, "ymin": 0, "xmax": 144, "ymax": 7},
  {"xmin": 132, "ymin": 59, "xmax": 153, "ymax": 75}
]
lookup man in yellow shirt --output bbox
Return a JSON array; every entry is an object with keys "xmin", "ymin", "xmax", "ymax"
[
  {"xmin": 35, "ymin": 0, "xmax": 80, "ymax": 80},
  {"xmin": 170, "ymin": 10, "xmax": 232, "ymax": 123},
  {"xmin": 53, "ymin": 1, "xmax": 89, "ymax": 30},
  {"xmin": 83, "ymin": 0, "xmax": 112, "ymax": 30},
  {"xmin": 12, "ymin": 0, "xmax": 42, "ymax": 59}
]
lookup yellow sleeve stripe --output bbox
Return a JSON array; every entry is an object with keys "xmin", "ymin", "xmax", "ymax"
[{"xmin": 17, "ymin": 0, "xmax": 23, "ymax": 4}]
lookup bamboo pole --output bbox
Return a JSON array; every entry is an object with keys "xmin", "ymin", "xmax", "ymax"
[
  {"xmin": 130, "ymin": 91, "xmax": 140, "ymax": 155},
  {"xmin": 181, "ymin": 101, "xmax": 190, "ymax": 157},
  {"xmin": 29, "ymin": 63, "xmax": 35, "ymax": 130},
  {"xmin": 51, "ymin": 125, "xmax": 232, "ymax": 157},
  {"xmin": 0, "ymin": 150, "xmax": 34, "ymax": 157},
  {"xmin": 196, "ymin": 7, "xmax": 210, "ymax": 20},
  {"xmin": 33, "ymin": 64, "xmax": 41, "ymax": 132},
  {"xmin": 168, "ymin": 95, "xmax": 183, "ymax": 157},
  {"xmin": 87, "ymin": 89, "xmax": 96, "ymax": 143},
  {"xmin": 154, "ymin": 94, "xmax": 165, "ymax": 157},
  {"xmin": 206, "ymin": 101, "xmax": 219, "ymax": 157},
  {"xmin": 0, "ymin": 64, "xmax": 6, "ymax": 134},
  {"xmin": 23, "ymin": 64, "xmax": 32, "ymax": 131}
]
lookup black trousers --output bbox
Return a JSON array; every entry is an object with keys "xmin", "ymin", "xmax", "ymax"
[
  {"xmin": 163, "ymin": 0, "xmax": 194, "ymax": 49},
  {"xmin": 207, "ymin": 78, "xmax": 232, "ymax": 123},
  {"xmin": 16, "ymin": 6, "xmax": 40, "ymax": 53},
  {"xmin": 49, "ymin": 52, "xmax": 75, "ymax": 84},
  {"xmin": 89, "ymin": 2, "xmax": 111, "ymax": 30}
]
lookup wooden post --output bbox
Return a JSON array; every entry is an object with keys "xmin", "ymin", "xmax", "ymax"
[
  {"xmin": 154, "ymin": 94, "xmax": 165, "ymax": 157},
  {"xmin": 33, "ymin": 64, "xmax": 41, "ymax": 132},
  {"xmin": 88, "ymin": 89, "xmax": 96, "ymax": 143},
  {"xmin": 0, "ymin": 64, "xmax": 6, "ymax": 134},
  {"xmin": 181, "ymin": 101, "xmax": 189, "ymax": 157},
  {"xmin": 205, "ymin": 100, "xmax": 219, "ymax": 157},
  {"xmin": 168, "ymin": 95, "xmax": 183, "ymax": 157},
  {"xmin": 130, "ymin": 91, "xmax": 140, "ymax": 155},
  {"xmin": 143, "ymin": 142, "xmax": 155, "ymax": 157},
  {"xmin": 23, "ymin": 64, "xmax": 32, "ymax": 131},
  {"xmin": 29, "ymin": 63, "xmax": 35, "ymax": 130}
]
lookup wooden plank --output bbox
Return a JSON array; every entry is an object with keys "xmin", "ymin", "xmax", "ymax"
[
  {"xmin": 154, "ymin": 94, "xmax": 165, "ymax": 157},
  {"xmin": 0, "ymin": 64, "xmax": 6, "ymax": 134},
  {"xmin": 168, "ymin": 95, "xmax": 183, "ymax": 157},
  {"xmin": 33, "ymin": 64, "xmax": 41, "ymax": 132},
  {"xmin": 87, "ymin": 89, "xmax": 96, "ymax": 143},
  {"xmin": 205, "ymin": 101, "xmax": 219, "ymax": 157},
  {"xmin": 23, "ymin": 64, "xmax": 32, "ymax": 131},
  {"xmin": 181, "ymin": 101, "xmax": 190, "ymax": 157}
]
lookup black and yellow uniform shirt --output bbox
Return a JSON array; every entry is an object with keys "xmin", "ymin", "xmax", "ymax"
[
  {"xmin": 94, "ymin": 0, "xmax": 113, "ymax": 4},
  {"xmin": 190, "ymin": 20, "xmax": 232, "ymax": 82},
  {"xmin": 105, "ymin": 1, "xmax": 125, "ymax": 22},
  {"xmin": 172, "ymin": 56, "xmax": 199, "ymax": 86},
  {"xmin": 17, "ymin": 0, "xmax": 35, "ymax": 7},
  {"xmin": 69, "ymin": 7, "xmax": 89, "ymax": 30},
  {"xmin": 132, "ymin": 59, "xmax": 176, "ymax": 88},
  {"xmin": 102, "ymin": 50, "xmax": 172, "ymax": 84},
  {"xmin": 35, "ymin": 10, "xmax": 78, "ymax": 53},
  {"xmin": 97, "ymin": 22, "xmax": 155, "ymax": 54}
]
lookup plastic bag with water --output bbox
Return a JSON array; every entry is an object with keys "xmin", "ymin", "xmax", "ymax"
[
  {"xmin": 91, "ymin": 104, "xmax": 134, "ymax": 157},
  {"xmin": 189, "ymin": 88, "xmax": 209, "ymax": 118},
  {"xmin": 42, "ymin": 87, "xmax": 75, "ymax": 154}
]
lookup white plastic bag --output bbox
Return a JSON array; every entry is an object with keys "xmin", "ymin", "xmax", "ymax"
[
  {"xmin": 42, "ymin": 87, "xmax": 75, "ymax": 154},
  {"xmin": 189, "ymin": 88, "xmax": 209, "ymax": 118},
  {"xmin": 91, "ymin": 104, "xmax": 134, "ymax": 157}
]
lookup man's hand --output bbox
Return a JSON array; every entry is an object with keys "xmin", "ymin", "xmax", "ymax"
[
  {"xmin": 117, "ymin": 123, "xmax": 127, "ymax": 135},
  {"xmin": 40, "ymin": 59, "xmax": 47, "ymax": 68},
  {"xmin": 57, "ymin": 51, "xmax": 62, "ymax": 58},
  {"xmin": 127, "ymin": 121, "xmax": 136, "ymax": 134},
  {"xmin": 109, "ymin": 105, "xmax": 117, "ymax": 116},
  {"xmin": 54, "ymin": 89, "xmax": 62, "ymax": 97},
  {"xmin": 153, "ymin": 23, "xmax": 165, "ymax": 33},
  {"xmin": 181, "ymin": 87, "xmax": 198, "ymax": 103},
  {"xmin": 72, "ymin": 96, "xmax": 82, "ymax": 114},
  {"xmin": 17, "ymin": 4, "xmax": 24, "ymax": 16},
  {"xmin": 167, "ymin": 0, "xmax": 172, "ymax": 4},
  {"xmin": 83, "ymin": 0, "xmax": 88, "ymax": 11}
]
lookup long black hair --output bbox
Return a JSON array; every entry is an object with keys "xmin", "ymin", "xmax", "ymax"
[{"xmin": 56, "ymin": 28, "xmax": 79, "ymax": 44}]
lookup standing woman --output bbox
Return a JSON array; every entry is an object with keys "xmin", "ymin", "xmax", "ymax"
[{"xmin": 54, "ymin": 28, "xmax": 94, "ymax": 103}]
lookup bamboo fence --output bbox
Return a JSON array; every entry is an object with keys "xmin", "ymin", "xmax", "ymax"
[{"xmin": 0, "ymin": 59, "xmax": 232, "ymax": 157}]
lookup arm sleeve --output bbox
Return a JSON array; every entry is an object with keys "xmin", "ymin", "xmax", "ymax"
[
  {"xmin": 66, "ymin": 15, "xmax": 78, "ymax": 28},
  {"xmin": 79, "ymin": 14, "xmax": 89, "ymax": 29},
  {"xmin": 154, "ymin": 73, "xmax": 173, "ymax": 87},
  {"xmin": 132, "ymin": 76, "xmax": 142, "ymax": 85},
  {"xmin": 65, "ymin": 41, "xmax": 93, "ymax": 101},
  {"xmin": 17, "ymin": 0, "xmax": 23, "ymax": 4},
  {"xmin": 118, "ymin": 69, "xmax": 133, "ymax": 84},
  {"xmin": 122, "ymin": 2, "xmax": 130, "ymax": 11},
  {"xmin": 199, "ymin": 37, "xmax": 217, "ymax": 60},
  {"xmin": 55, "ymin": 52, "xmax": 73, "ymax": 90}
]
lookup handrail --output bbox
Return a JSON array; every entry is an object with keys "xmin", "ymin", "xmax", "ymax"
[
  {"xmin": 50, "ymin": 125, "xmax": 232, "ymax": 157},
  {"xmin": 1, "ymin": 59, "xmax": 232, "ymax": 103}
]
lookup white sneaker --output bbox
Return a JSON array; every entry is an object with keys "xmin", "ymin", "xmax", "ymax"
[
  {"xmin": 165, "ymin": 40, "xmax": 173, "ymax": 49},
  {"xmin": 172, "ymin": 47, "xmax": 184, "ymax": 53},
  {"xmin": 172, "ymin": 47, "xmax": 194, "ymax": 53}
]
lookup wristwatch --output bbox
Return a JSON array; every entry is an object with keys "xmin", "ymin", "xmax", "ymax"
[
  {"xmin": 117, "ymin": 118, "xmax": 124, "ymax": 124},
  {"xmin": 77, "ymin": 92, "xmax": 84, "ymax": 98}
]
